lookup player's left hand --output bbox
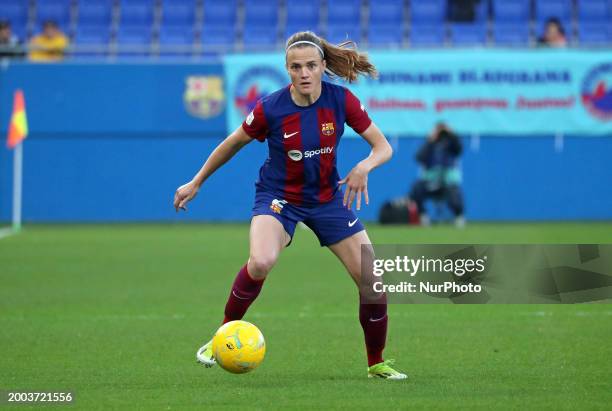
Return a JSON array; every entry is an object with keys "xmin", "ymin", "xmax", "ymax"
[{"xmin": 339, "ymin": 164, "xmax": 369, "ymax": 211}]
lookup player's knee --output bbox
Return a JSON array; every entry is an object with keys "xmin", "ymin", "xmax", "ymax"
[{"xmin": 248, "ymin": 254, "xmax": 277, "ymax": 278}]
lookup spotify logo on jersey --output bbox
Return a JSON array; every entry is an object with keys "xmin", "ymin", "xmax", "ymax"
[{"xmin": 287, "ymin": 147, "xmax": 334, "ymax": 161}]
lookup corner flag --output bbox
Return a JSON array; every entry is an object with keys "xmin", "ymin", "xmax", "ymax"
[{"xmin": 7, "ymin": 89, "xmax": 28, "ymax": 149}]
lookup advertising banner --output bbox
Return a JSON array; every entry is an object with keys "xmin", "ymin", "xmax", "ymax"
[{"xmin": 225, "ymin": 50, "xmax": 612, "ymax": 136}]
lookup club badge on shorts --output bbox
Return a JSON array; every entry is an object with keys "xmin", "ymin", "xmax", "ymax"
[{"xmin": 270, "ymin": 199, "xmax": 288, "ymax": 214}]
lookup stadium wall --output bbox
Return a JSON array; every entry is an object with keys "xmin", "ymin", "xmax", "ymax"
[{"xmin": 0, "ymin": 60, "xmax": 610, "ymax": 223}]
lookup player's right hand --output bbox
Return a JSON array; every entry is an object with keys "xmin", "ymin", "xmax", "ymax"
[{"xmin": 174, "ymin": 181, "xmax": 199, "ymax": 212}]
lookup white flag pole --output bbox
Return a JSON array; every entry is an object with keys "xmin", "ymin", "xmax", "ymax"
[{"xmin": 12, "ymin": 141, "xmax": 23, "ymax": 232}]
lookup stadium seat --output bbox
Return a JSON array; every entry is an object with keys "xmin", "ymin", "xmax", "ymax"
[
  {"xmin": 35, "ymin": 0, "xmax": 72, "ymax": 30},
  {"xmin": 158, "ymin": 26, "xmax": 195, "ymax": 56},
  {"xmin": 77, "ymin": 0, "xmax": 113, "ymax": 28},
  {"xmin": 327, "ymin": 0, "xmax": 361, "ymax": 27},
  {"xmin": 202, "ymin": 1, "xmax": 237, "ymax": 29},
  {"xmin": 578, "ymin": 22, "xmax": 612, "ymax": 45},
  {"xmin": 410, "ymin": 0, "xmax": 446, "ymax": 24},
  {"xmin": 492, "ymin": 23, "xmax": 530, "ymax": 46},
  {"xmin": 450, "ymin": 23, "xmax": 488, "ymax": 46},
  {"xmin": 160, "ymin": 0, "xmax": 197, "ymax": 28},
  {"xmin": 367, "ymin": 25, "xmax": 403, "ymax": 48},
  {"xmin": 0, "ymin": 1, "xmax": 29, "ymax": 31},
  {"xmin": 242, "ymin": 25, "xmax": 278, "ymax": 50},
  {"xmin": 200, "ymin": 25, "xmax": 235, "ymax": 52},
  {"xmin": 448, "ymin": 0, "xmax": 490, "ymax": 22},
  {"xmin": 409, "ymin": 24, "xmax": 446, "ymax": 47},
  {"xmin": 118, "ymin": 0, "xmax": 155, "ymax": 28},
  {"xmin": 535, "ymin": 0, "xmax": 573, "ymax": 25},
  {"xmin": 327, "ymin": 24, "xmax": 361, "ymax": 45},
  {"xmin": 285, "ymin": 24, "xmax": 320, "ymax": 40},
  {"xmin": 492, "ymin": 0, "xmax": 530, "ymax": 23},
  {"xmin": 72, "ymin": 25, "xmax": 111, "ymax": 56},
  {"xmin": 578, "ymin": 0, "xmax": 610, "ymax": 24},
  {"xmin": 368, "ymin": 0, "xmax": 403, "ymax": 27},
  {"xmin": 115, "ymin": 25, "xmax": 152, "ymax": 56},
  {"xmin": 286, "ymin": 0, "xmax": 320, "ymax": 33},
  {"xmin": 243, "ymin": 0, "xmax": 278, "ymax": 28}
]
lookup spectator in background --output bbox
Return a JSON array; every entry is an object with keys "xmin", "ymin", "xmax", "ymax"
[
  {"xmin": 448, "ymin": 0, "xmax": 482, "ymax": 22},
  {"xmin": 29, "ymin": 21, "xmax": 69, "ymax": 62},
  {"xmin": 408, "ymin": 122, "xmax": 465, "ymax": 227},
  {"xmin": 0, "ymin": 20, "xmax": 25, "ymax": 60},
  {"xmin": 539, "ymin": 18, "xmax": 567, "ymax": 48}
]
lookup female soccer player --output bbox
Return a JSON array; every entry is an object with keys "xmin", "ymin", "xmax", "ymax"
[{"xmin": 174, "ymin": 31, "xmax": 406, "ymax": 380}]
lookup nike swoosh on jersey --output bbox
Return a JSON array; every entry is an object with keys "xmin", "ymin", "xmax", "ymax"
[
  {"xmin": 283, "ymin": 131, "xmax": 299, "ymax": 139},
  {"xmin": 348, "ymin": 218, "xmax": 359, "ymax": 227}
]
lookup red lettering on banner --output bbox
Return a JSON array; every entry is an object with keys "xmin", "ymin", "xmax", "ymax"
[
  {"xmin": 516, "ymin": 96, "xmax": 575, "ymax": 109},
  {"xmin": 368, "ymin": 98, "xmax": 426, "ymax": 110},
  {"xmin": 435, "ymin": 99, "xmax": 509, "ymax": 112}
]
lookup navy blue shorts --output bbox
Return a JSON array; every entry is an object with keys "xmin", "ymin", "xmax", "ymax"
[{"xmin": 252, "ymin": 190, "xmax": 365, "ymax": 247}]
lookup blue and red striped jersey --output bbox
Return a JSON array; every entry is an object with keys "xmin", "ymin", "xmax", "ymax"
[{"xmin": 242, "ymin": 81, "xmax": 372, "ymax": 206}]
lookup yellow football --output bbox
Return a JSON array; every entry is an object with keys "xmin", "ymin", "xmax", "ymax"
[{"xmin": 212, "ymin": 320, "xmax": 266, "ymax": 374}]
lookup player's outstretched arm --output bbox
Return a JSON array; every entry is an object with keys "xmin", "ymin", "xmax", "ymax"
[
  {"xmin": 339, "ymin": 122, "xmax": 393, "ymax": 210},
  {"xmin": 174, "ymin": 126, "xmax": 253, "ymax": 212}
]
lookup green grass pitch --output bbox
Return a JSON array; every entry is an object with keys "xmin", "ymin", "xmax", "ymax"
[{"xmin": 1, "ymin": 223, "xmax": 611, "ymax": 410}]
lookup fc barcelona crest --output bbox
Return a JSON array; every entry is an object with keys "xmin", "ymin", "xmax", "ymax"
[
  {"xmin": 321, "ymin": 122, "xmax": 335, "ymax": 136},
  {"xmin": 184, "ymin": 76, "xmax": 225, "ymax": 119}
]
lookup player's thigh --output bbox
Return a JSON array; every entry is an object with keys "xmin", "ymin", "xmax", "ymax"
[
  {"xmin": 328, "ymin": 229, "xmax": 374, "ymax": 286},
  {"xmin": 248, "ymin": 215, "xmax": 290, "ymax": 274}
]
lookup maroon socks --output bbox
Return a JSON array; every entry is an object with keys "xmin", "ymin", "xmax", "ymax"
[
  {"xmin": 359, "ymin": 293, "xmax": 388, "ymax": 367},
  {"xmin": 223, "ymin": 264, "xmax": 265, "ymax": 324}
]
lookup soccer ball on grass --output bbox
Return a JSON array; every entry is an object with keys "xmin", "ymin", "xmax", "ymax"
[{"xmin": 212, "ymin": 320, "xmax": 266, "ymax": 374}]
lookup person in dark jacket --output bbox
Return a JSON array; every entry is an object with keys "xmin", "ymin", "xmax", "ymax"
[{"xmin": 408, "ymin": 122, "xmax": 465, "ymax": 227}]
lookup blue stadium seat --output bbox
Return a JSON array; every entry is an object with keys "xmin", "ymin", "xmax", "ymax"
[
  {"xmin": 492, "ymin": 0, "xmax": 530, "ymax": 23},
  {"xmin": 77, "ymin": 0, "xmax": 113, "ymax": 28},
  {"xmin": 160, "ymin": 0, "xmax": 196, "ymax": 28},
  {"xmin": 35, "ymin": 0, "xmax": 72, "ymax": 30},
  {"xmin": 244, "ymin": 0, "xmax": 278, "ymax": 28},
  {"xmin": 285, "ymin": 24, "xmax": 320, "ymax": 40},
  {"xmin": 242, "ymin": 25, "xmax": 278, "ymax": 50},
  {"xmin": 158, "ymin": 26, "xmax": 195, "ymax": 56},
  {"xmin": 72, "ymin": 25, "xmax": 111, "ymax": 56},
  {"xmin": 201, "ymin": 25, "xmax": 235, "ymax": 52},
  {"xmin": 535, "ymin": 0, "xmax": 573, "ymax": 25},
  {"xmin": 327, "ymin": 0, "xmax": 361, "ymax": 27},
  {"xmin": 578, "ymin": 22, "xmax": 612, "ymax": 45},
  {"xmin": 448, "ymin": 0, "xmax": 489, "ymax": 22},
  {"xmin": 492, "ymin": 23, "xmax": 530, "ymax": 46},
  {"xmin": 118, "ymin": 0, "xmax": 155, "ymax": 28},
  {"xmin": 410, "ymin": 24, "xmax": 446, "ymax": 47},
  {"xmin": 450, "ymin": 23, "xmax": 487, "ymax": 46},
  {"xmin": 202, "ymin": 1, "xmax": 237, "ymax": 29},
  {"xmin": 578, "ymin": 0, "xmax": 610, "ymax": 24},
  {"xmin": 367, "ymin": 25, "xmax": 403, "ymax": 48},
  {"xmin": 115, "ymin": 25, "xmax": 152, "ymax": 56},
  {"xmin": 0, "ymin": 1, "xmax": 29, "ymax": 31},
  {"xmin": 410, "ymin": 0, "xmax": 446, "ymax": 24},
  {"xmin": 327, "ymin": 25, "xmax": 361, "ymax": 44},
  {"xmin": 286, "ymin": 0, "xmax": 320, "ymax": 32},
  {"xmin": 368, "ymin": 0, "xmax": 403, "ymax": 27},
  {"xmin": 474, "ymin": 0, "xmax": 490, "ymax": 22}
]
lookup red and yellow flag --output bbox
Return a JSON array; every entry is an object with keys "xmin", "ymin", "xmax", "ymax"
[{"xmin": 7, "ymin": 89, "xmax": 28, "ymax": 149}]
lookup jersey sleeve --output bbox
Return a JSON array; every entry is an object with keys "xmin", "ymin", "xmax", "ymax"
[
  {"xmin": 241, "ymin": 100, "xmax": 268, "ymax": 142},
  {"xmin": 345, "ymin": 88, "xmax": 372, "ymax": 134}
]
